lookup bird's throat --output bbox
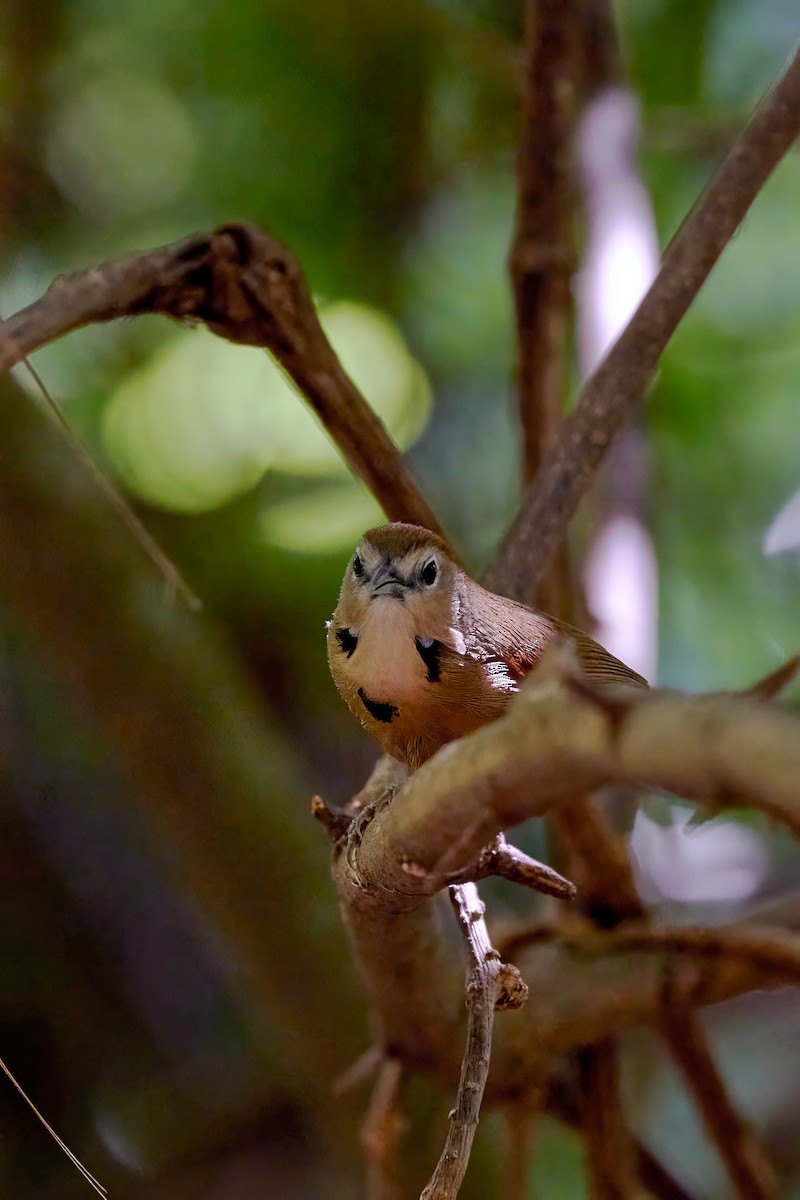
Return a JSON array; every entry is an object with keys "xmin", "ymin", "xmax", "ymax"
[{"xmin": 350, "ymin": 597, "xmax": 429, "ymax": 704}]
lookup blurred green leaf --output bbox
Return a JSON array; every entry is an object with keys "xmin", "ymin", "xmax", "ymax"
[{"xmin": 102, "ymin": 302, "xmax": 432, "ymax": 512}]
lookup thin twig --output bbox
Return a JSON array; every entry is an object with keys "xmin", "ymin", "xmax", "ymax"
[
  {"xmin": 745, "ymin": 654, "xmax": 800, "ymax": 700},
  {"xmin": 19, "ymin": 355, "xmax": 201, "ymax": 610},
  {"xmin": 332, "ymin": 1044, "xmax": 382, "ymax": 1097},
  {"xmin": 501, "ymin": 921, "xmax": 800, "ymax": 995},
  {"xmin": 660, "ymin": 978, "xmax": 777, "ymax": 1200},
  {"xmin": 0, "ymin": 1056, "xmax": 106, "ymax": 1197},
  {"xmin": 361, "ymin": 1057, "xmax": 407, "ymax": 1200},
  {"xmin": 0, "ymin": 224, "xmax": 448, "ymax": 541},
  {"xmin": 510, "ymin": 0, "xmax": 579, "ymax": 485},
  {"xmin": 419, "ymin": 833, "xmax": 576, "ymax": 901},
  {"xmin": 420, "ymin": 883, "xmax": 527, "ymax": 1200},
  {"xmin": 488, "ymin": 44, "xmax": 800, "ymax": 603},
  {"xmin": 480, "ymin": 834, "xmax": 576, "ymax": 901},
  {"xmin": 311, "ymin": 793, "xmax": 353, "ymax": 841},
  {"xmin": 579, "ymin": 1039, "xmax": 637, "ymax": 1199}
]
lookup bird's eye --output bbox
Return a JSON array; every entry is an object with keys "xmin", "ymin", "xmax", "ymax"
[
  {"xmin": 352, "ymin": 554, "xmax": 364, "ymax": 578},
  {"xmin": 421, "ymin": 559, "xmax": 438, "ymax": 586}
]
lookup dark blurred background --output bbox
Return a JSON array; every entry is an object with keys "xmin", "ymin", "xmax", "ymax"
[{"xmin": 1, "ymin": 0, "xmax": 800, "ymax": 1196}]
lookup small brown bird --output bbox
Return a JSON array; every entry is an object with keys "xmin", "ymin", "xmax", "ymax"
[{"xmin": 327, "ymin": 523, "xmax": 647, "ymax": 769}]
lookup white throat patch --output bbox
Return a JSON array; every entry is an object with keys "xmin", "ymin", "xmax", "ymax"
[{"xmin": 350, "ymin": 596, "xmax": 427, "ymax": 702}]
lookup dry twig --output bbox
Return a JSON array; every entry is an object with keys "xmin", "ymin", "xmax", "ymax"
[
  {"xmin": 416, "ymin": 832, "xmax": 576, "ymax": 902},
  {"xmin": 488, "ymin": 43, "xmax": 800, "ymax": 603},
  {"xmin": 420, "ymin": 883, "xmax": 527, "ymax": 1200}
]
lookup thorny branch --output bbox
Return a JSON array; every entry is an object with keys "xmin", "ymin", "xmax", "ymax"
[
  {"xmin": 488, "ymin": 41, "xmax": 800, "ymax": 603},
  {"xmin": 0, "ymin": 224, "xmax": 448, "ymax": 543},
  {"xmin": 420, "ymin": 884, "xmax": 527, "ymax": 1200}
]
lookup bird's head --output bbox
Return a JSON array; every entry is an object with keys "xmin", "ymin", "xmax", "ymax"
[{"xmin": 334, "ymin": 523, "xmax": 459, "ymax": 630}]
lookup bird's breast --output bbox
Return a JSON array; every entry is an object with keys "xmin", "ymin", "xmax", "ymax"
[{"xmin": 344, "ymin": 619, "xmax": 429, "ymax": 704}]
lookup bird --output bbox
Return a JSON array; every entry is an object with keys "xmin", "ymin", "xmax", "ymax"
[{"xmin": 327, "ymin": 522, "xmax": 647, "ymax": 770}]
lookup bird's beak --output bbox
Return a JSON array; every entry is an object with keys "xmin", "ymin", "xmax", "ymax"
[{"xmin": 370, "ymin": 564, "xmax": 409, "ymax": 599}]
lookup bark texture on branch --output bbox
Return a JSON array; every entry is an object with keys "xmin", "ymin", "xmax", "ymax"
[{"xmin": 334, "ymin": 647, "xmax": 800, "ymax": 1095}]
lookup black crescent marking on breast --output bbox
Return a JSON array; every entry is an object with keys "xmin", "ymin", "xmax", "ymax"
[
  {"xmin": 335, "ymin": 627, "xmax": 358, "ymax": 658},
  {"xmin": 358, "ymin": 688, "xmax": 398, "ymax": 724},
  {"xmin": 415, "ymin": 637, "xmax": 441, "ymax": 683}
]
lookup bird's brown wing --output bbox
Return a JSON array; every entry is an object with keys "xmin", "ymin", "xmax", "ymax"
[
  {"xmin": 549, "ymin": 615, "xmax": 648, "ymax": 689},
  {"xmin": 461, "ymin": 581, "xmax": 648, "ymax": 690}
]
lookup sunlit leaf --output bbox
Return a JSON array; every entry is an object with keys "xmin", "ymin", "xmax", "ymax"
[
  {"xmin": 102, "ymin": 303, "xmax": 432, "ymax": 512},
  {"xmin": 259, "ymin": 484, "xmax": 384, "ymax": 553}
]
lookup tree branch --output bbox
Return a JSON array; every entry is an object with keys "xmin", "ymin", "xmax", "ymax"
[
  {"xmin": 547, "ymin": 1078, "xmax": 699, "ymax": 1200},
  {"xmin": 0, "ymin": 223, "xmax": 448, "ymax": 540},
  {"xmin": 579, "ymin": 1039, "xmax": 637, "ymax": 1199},
  {"xmin": 509, "ymin": 0, "xmax": 579, "ymax": 484},
  {"xmin": 487, "ymin": 43, "xmax": 800, "ymax": 602},
  {"xmin": 660, "ymin": 983, "xmax": 777, "ymax": 1200},
  {"xmin": 335, "ymin": 650, "xmax": 800, "ymax": 1096},
  {"xmin": 421, "ymin": 831, "xmax": 576, "ymax": 902},
  {"xmin": 420, "ymin": 883, "xmax": 527, "ymax": 1200},
  {"xmin": 337, "ymin": 650, "xmax": 800, "ymax": 916}
]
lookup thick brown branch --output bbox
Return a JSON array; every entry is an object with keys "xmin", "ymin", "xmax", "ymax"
[
  {"xmin": 488, "ymin": 44, "xmax": 800, "ymax": 602},
  {"xmin": 338, "ymin": 652, "xmax": 800, "ymax": 913},
  {"xmin": 510, "ymin": 0, "xmax": 579, "ymax": 484},
  {"xmin": 0, "ymin": 224, "xmax": 448, "ymax": 540},
  {"xmin": 335, "ymin": 651, "xmax": 800, "ymax": 1096}
]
